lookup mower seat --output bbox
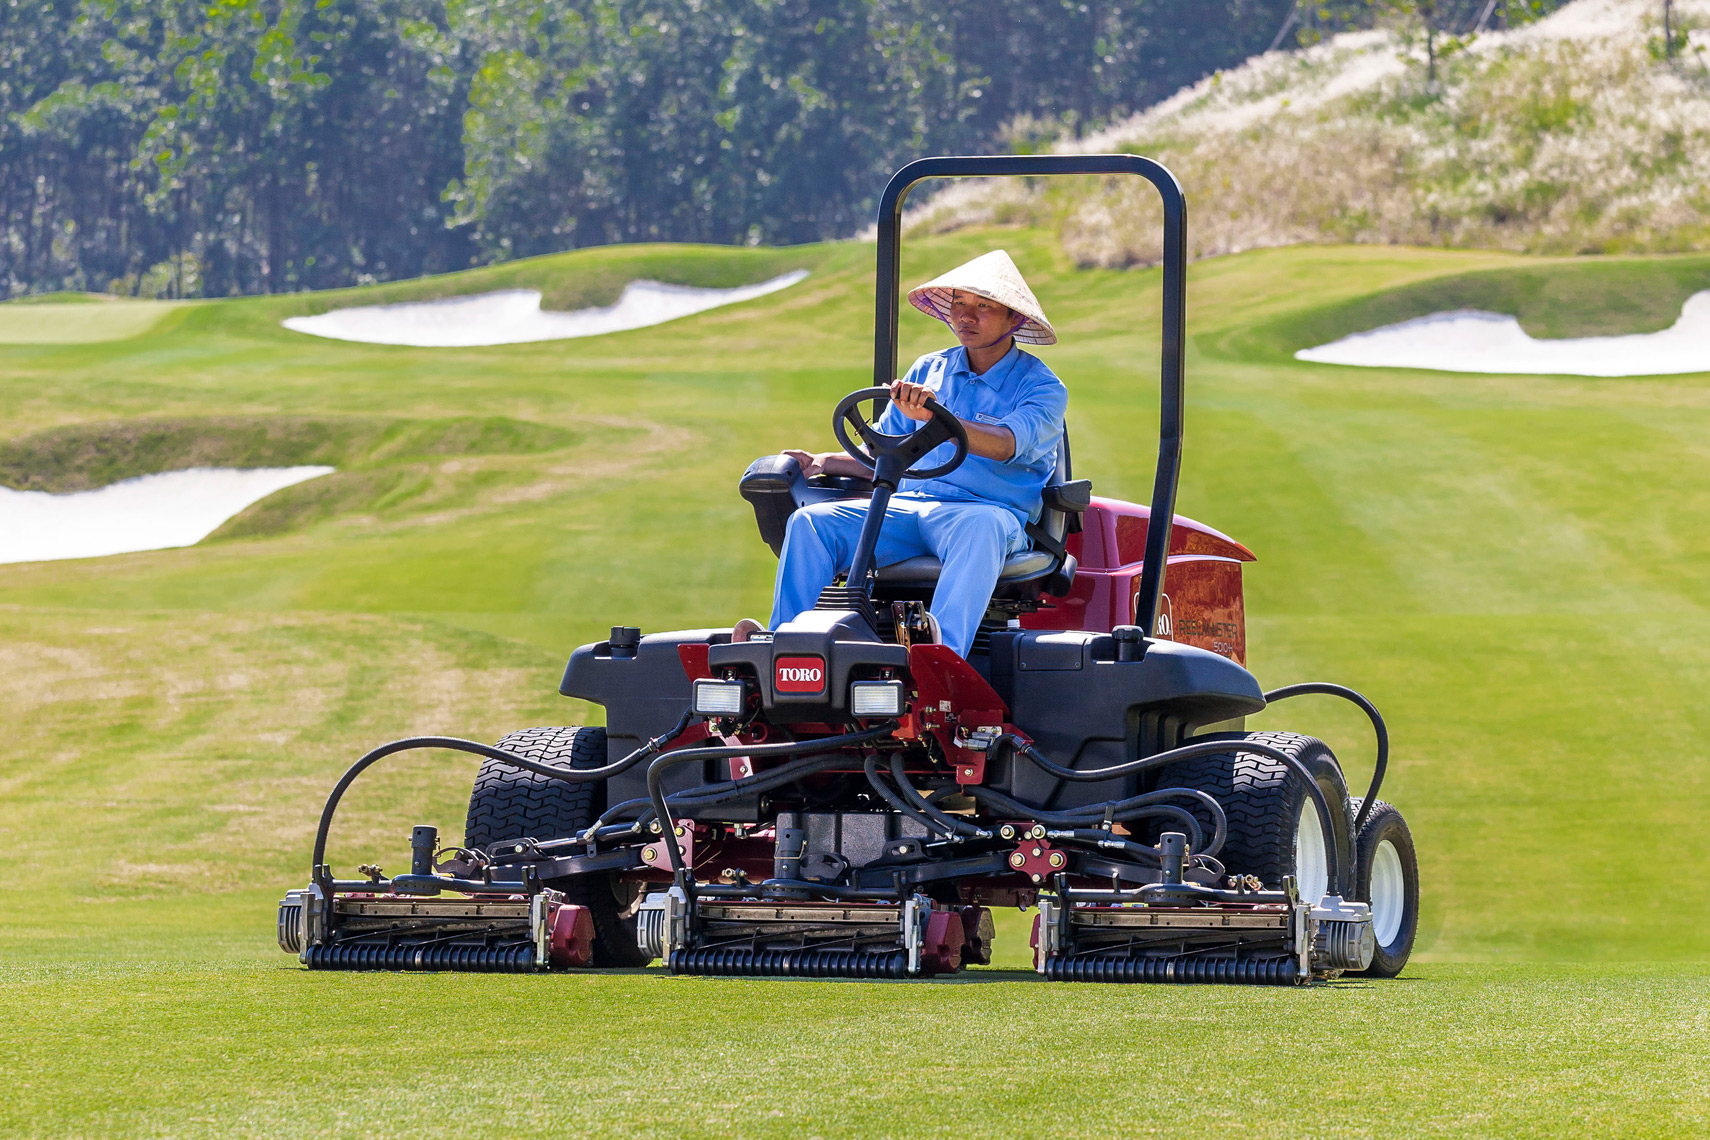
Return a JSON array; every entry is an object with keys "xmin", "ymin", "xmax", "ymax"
[
  {"xmin": 739, "ymin": 436, "xmax": 1087, "ymax": 600},
  {"xmin": 875, "ymin": 548, "xmax": 1054, "ymax": 583}
]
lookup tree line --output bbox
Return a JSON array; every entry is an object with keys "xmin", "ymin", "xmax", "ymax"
[{"xmin": 3, "ymin": 0, "xmax": 1317, "ymax": 298}]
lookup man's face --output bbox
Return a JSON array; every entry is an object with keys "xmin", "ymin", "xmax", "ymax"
[{"xmin": 948, "ymin": 290, "xmax": 1016, "ymax": 350}]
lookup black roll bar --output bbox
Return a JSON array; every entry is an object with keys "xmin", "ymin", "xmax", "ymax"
[{"xmin": 871, "ymin": 154, "xmax": 1188, "ymax": 640}]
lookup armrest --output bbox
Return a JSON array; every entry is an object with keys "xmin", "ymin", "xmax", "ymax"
[
  {"xmin": 739, "ymin": 455, "xmax": 877, "ymax": 558},
  {"xmin": 1042, "ymin": 479, "xmax": 1092, "ymax": 514},
  {"xmin": 739, "ymin": 455, "xmax": 806, "ymax": 556},
  {"xmin": 739, "ymin": 453, "xmax": 804, "ymax": 494}
]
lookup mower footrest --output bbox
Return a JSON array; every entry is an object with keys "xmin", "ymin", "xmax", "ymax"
[
  {"xmin": 1043, "ymin": 955, "xmax": 1300, "ymax": 985},
  {"xmin": 669, "ymin": 946, "xmax": 908, "ymax": 979},
  {"xmin": 304, "ymin": 941, "xmax": 537, "ymax": 973}
]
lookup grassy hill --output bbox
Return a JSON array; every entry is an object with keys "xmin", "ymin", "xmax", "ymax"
[
  {"xmin": 909, "ymin": 0, "xmax": 1710, "ymax": 266},
  {"xmin": 2, "ymin": 234, "xmax": 1709, "ymax": 1137}
]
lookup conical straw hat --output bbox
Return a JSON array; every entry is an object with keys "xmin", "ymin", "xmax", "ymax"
[{"xmin": 906, "ymin": 249, "xmax": 1056, "ymax": 346}]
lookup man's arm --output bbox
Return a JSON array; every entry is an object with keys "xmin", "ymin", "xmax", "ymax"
[
  {"xmin": 781, "ymin": 449, "xmax": 872, "ymax": 480},
  {"xmin": 988, "ymin": 372, "xmax": 1067, "ymax": 470},
  {"xmin": 887, "ymin": 379, "xmax": 1015, "ymax": 460},
  {"xmin": 781, "ymin": 366, "xmax": 1023, "ymax": 478}
]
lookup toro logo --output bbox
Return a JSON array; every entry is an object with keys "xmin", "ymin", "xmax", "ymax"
[{"xmin": 774, "ymin": 656, "xmax": 826, "ymax": 694}]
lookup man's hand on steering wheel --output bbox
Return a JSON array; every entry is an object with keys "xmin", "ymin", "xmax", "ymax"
[
  {"xmin": 889, "ymin": 379, "xmax": 1018, "ymax": 462},
  {"xmin": 888, "ymin": 379, "xmax": 937, "ymax": 423}
]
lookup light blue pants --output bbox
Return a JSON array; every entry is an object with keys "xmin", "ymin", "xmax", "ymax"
[{"xmin": 769, "ymin": 494, "xmax": 1026, "ymax": 657}]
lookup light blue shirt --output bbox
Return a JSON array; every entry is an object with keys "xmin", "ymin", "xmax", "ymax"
[{"xmin": 877, "ymin": 344, "xmax": 1067, "ymax": 525}]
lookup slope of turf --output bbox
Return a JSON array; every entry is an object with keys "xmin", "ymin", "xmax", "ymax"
[
  {"xmin": 0, "ymin": 297, "xmax": 186, "ymax": 344},
  {"xmin": 1240, "ymin": 253, "xmax": 1710, "ymax": 358},
  {"xmin": 0, "ymin": 414, "xmax": 578, "ymax": 489},
  {"xmin": 3, "ymin": 233, "xmax": 1709, "ymax": 1137}
]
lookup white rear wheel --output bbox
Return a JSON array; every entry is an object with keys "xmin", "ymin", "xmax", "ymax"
[
  {"xmin": 1369, "ymin": 838, "xmax": 1406, "ymax": 946},
  {"xmin": 1348, "ymin": 800, "xmax": 1419, "ymax": 977},
  {"xmin": 1294, "ymin": 800, "xmax": 1329, "ymax": 902}
]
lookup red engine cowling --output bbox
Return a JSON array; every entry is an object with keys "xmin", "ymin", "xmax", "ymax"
[{"xmin": 1021, "ymin": 497, "xmax": 1255, "ymax": 666}]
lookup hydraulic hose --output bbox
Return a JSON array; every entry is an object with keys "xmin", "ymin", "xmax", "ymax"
[
  {"xmin": 585, "ymin": 796, "xmax": 655, "ymax": 834},
  {"xmin": 955, "ymin": 783, "xmax": 1226, "ymax": 859},
  {"xmin": 996, "ymin": 734, "xmax": 1341, "ymax": 877},
  {"xmin": 863, "ymin": 753, "xmax": 956, "ymax": 840},
  {"xmin": 570, "ymin": 741, "xmax": 905, "ymax": 846},
  {"xmin": 671, "ymin": 751, "xmax": 853, "ymax": 806},
  {"xmin": 887, "ymin": 754, "xmax": 990, "ymax": 839},
  {"xmin": 1043, "ymin": 828, "xmax": 1169, "ymax": 864},
  {"xmin": 586, "ymin": 751, "xmax": 859, "ymax": 839},
  {"xmin": 1262, "ymin": 682, "xmax": 1388, "ymax": 834},
  {"xmin": 954, "ymin": 782, "xmax": 1195, "ymax": 840},
  {"xmin": 310, "ymin": 711, "xmax": 696, "ymax": 876},
  {"xmin": 483, "ymin": 728, "xmax": 897, "ymax": 865},
  {"xmin": 1000, "ymin": 732, "xmax": 1326, "ymax": 840},
  {"xmin": 644, "ymin": 722, "xmax": 899, "ymax": 886},
  {"xmin": 1040, "ymin": 828, "xmax": 1225, "ymax": 878}
]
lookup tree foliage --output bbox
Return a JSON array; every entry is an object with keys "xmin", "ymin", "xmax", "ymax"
[{"xmin": 1, "ymin": 0, "xmax": 1292, "ymax": 296}]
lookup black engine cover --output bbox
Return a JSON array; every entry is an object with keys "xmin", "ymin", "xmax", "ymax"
[{"xmin": 984, "ymin": 630, "xmax": 1265, "ymax": 808}]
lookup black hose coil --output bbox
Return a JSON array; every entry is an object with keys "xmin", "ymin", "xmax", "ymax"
[
  {"xmin": 958, "ymin": 783, "xmax": 1226, "ymax": 860},
  {"xmin": 311, "ymin": 710, "xmax": 697, "ymax": 874},
  {"xmin": 997, "ymin": 733, "xmax": 1338, "ymax": 887},
  {"xmin": 1261, "ymin": 682, "xmax": 1389, "ymax": 833},
  {"xmin": 644, "ymin": 722, "xmax": 899, "ymax": 883}
]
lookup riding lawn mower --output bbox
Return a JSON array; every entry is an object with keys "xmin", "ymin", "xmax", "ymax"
[{"xmin": 278, "ymin": 155, "xmax": 1421, "ymax": 985}]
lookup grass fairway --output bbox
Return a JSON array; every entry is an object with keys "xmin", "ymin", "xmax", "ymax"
[
  {"xmin": 3, "ymin": 954, "xmax": 1705, "ymax": 1139},
  {"xmin": 3, "ymin": 233, "xmax": 1709, "ymax": 1137}
]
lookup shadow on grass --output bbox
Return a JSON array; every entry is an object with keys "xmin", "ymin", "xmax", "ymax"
[{"xmin": 544, "ymin": 965, "xmax": 1409, "ymax": 988}]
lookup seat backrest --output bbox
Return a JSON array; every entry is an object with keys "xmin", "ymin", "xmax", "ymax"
[
  {"xmin": 1037, "ymin": 432, "xmax": 1074, "ymax": 547},
  {"xmin": 1008, "ymin": 430, "xmax": 1086, "ymax": 599}
]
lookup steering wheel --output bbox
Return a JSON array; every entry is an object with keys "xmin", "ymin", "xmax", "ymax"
[{"xmin": 832, "ymin": 386, "xmax": 969, "ymax": 483}]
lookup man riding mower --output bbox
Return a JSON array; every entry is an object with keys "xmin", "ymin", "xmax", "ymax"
[
  {"xmin": 768, "ymin": 247, "xmax": 1066, "ymax": 660},
  {"xmin": 279, "ymin": 154, "xmax": 1421, "ymax": 985}
]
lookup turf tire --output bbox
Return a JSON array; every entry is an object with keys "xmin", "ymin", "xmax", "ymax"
[
  {"xmin": 1150, "ymin": 731, "xmax": 1354, "ymax": 898},
  {"xmin": 1347, "ymin": 799, "xmax": 1418, "ymax": 977},
  {"xmin": 464, "ymin": 725, "xmax": 651, "ymax": 967}
]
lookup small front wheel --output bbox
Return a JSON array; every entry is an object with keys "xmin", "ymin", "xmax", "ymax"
[{"xmin": 1348, "ymin": 799, "xmax": 1419, "ymax": 977}]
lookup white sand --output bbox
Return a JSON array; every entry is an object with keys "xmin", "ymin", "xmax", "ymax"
[
  {"xmin": 282, "ymin": 270, "xmax": 809, "ymax": 347},
  {"xmin": 1295, "ymin": 290, "xmax": 1710, "ymax": 377},
  {"xmin": 0, "ymin": 466, "xmax": 334, "ymax": 565}
]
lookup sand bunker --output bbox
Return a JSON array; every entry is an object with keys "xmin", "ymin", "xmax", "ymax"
[
  {"xmin": 283, "ymin": 270, "xmax": 809, "ymax": 347},
  {"xmin": 0, "ymin": 466, "xmax": 333, "ymax": 565},
  {"xmin": 1296, "ymin": 290, "xmax": 1710, "ymax": 377}
]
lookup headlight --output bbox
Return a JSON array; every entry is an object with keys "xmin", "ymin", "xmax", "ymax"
[
  {"xmin": 849, "ymin": 680, "xmax": 905, "ymax": 718},
  {"xmin": 692, "ymin": 679, "xmax": 746, "ymax": 717}
]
